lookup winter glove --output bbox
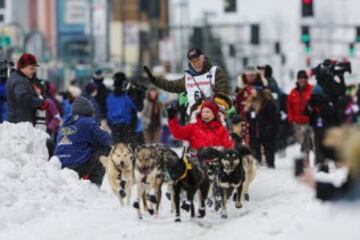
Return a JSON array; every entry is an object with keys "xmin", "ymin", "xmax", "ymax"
[
  {"xmin": 143, "ymin": 66, "xmax": 156, "ymax": 84},
  {"xmin": 227, "ymin": 106, "xmax": 237, "ymax": 119},
  {"xmin": 179, "ymin": 92, "xmax": 188, "ymax": 107},
  {"xmin": 231, "ymin": 114, "xmax": 242, "ymax": 125},
  {"xmin": 166, "ymin": 103, "xmax": 178, "ymax": 119}
]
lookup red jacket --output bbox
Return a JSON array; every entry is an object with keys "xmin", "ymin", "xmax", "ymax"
[
  {"xmin": 287, "ymin": 83, "xmax": 313, "ymax": 124},
  {"xmin": 168, "ymin": 117, "xmax": 234, "ymax": 150}
]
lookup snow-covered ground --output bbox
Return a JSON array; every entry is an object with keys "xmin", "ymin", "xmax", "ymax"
[{"xmin": 0, "ymin": 122, "xmax": 359, "ymax": 240}]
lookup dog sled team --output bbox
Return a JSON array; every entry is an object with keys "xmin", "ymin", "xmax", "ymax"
[
  {"xmin": 99, "ymin": 99, "xmax": 257, "ymax": 222},
  {"xmin": 54, "ymin": 48, "xmax": 260, "ymax": 222}
]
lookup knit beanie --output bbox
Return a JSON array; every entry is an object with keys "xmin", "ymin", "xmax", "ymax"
[
  {"xmin": 72, "ymin": 96, "xmax": 95, "ymax": 117},
  {"xmin": 201, "ymin": 101, "xmax": 219, "ymax": 117}
]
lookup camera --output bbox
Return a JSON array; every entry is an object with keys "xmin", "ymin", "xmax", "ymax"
[
  {"xmin": 125, "ymin": 79, "xmax": 147, "ymax": 111},
  {"xmin": 0, "ymin": 59, "xmax": 15, "ymax": 83},
  {"xmin": 312, "ymin": 59, "xmax": 352, "ymax": 80},
  {"xmin": 294, "ymin": 157, "xmax": 305, "ymax": 177}
]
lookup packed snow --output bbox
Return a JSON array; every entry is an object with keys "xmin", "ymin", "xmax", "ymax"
[{"xmin": 0, "ymin": 122, "xmax": 359, "ymax": 240}]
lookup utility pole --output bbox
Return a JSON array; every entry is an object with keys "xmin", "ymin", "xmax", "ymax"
[
  {"xmin": 88, "ymin": 0, "xmax": 95, "ymax": 66},
  {"xmin": 121, "ymin": 0, "xmax": 126, "ymax": 70},
  {"xmin": 106, "ymin": 0, "xmax": 112, "ymax": 62}
]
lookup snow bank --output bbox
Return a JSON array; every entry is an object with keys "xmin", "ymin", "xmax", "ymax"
[
  {"xmin": 0, "ymin": 122, "xmax": 102, "ymax": 230},
  {"xmin": 0, "ymin": 125, "xmax": 359, "ymax": 240}
]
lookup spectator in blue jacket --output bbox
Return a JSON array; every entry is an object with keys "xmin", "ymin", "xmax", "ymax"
[
  {"xmin": 55, "ymin": 96, "xmax": 112, "ymax": 186},
  {"xmin": 106, "ymin": 72, "xmax": 138, "ymax": 144}
]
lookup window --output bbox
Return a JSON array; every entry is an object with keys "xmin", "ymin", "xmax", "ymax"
[
  {"xmin": 0, "ymin": 14, "xmax": 4, "ymax": 22},
  {"xmin": 0, "ymin": 0, "xmax": 5, "ymax": 9}
]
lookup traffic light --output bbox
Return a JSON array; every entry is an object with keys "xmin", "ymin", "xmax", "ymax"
[
  {"xmin": 301, "ymin": 25, "xmax": 311, "ymax": 53},
  {"xmin": 356, "ymin": 27, "xmax": 360, "ymax": 43},
  {"xmin": 250, "ymin": 24, "xmax": 260, "ymax": 45},
  {"xmin": 349, "ymin": 43, "xmax": 356, "ymax": 57},
  {"xmin": 274, "ymin": 41, "xmax": 281, "ymax": 54},
  {"xmin": 302, "ymin": 0, "xmax": 314, "ymax": 17},
  {"xmin": 224, "ymin": 0, "xmax": 237, "ymax": 13}
]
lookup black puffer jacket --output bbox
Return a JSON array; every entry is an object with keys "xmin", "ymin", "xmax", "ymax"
[
  {"xmin": 93, "ymin": 79, "xmax": 110, "ymax": 119},
  {"xmin": 5, "ymin": 70, "xmax": 45, "ymax": 124},
  {"xmin": 247, "ymin": 100, "xmax": 279, "ymax": 143}
]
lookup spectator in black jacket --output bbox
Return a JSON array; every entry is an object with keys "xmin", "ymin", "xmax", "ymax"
[
  {"xmin": 82, "ymin": 82, "xmax": 101, "ymax": 123},
  {"xmin": 246, "ymin": 79, "xmax": 279, "ymax": 168},
  {"xmin": 5, "ymin": 53, "xmax": 48, "ymax": 125},
  {"xmin": 92, "ymin": 69, "xmax": 109, "ymax": 120},
  {"xmin": 304, "ymin": 85, "xmax": 339, "ymax": 167}
]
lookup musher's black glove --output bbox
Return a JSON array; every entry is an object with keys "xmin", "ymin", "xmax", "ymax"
[{"xmin": 166, "ymin": 103, "xmax": 178, "ymax": 120}]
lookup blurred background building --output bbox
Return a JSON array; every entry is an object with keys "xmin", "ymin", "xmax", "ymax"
[{"xmin": 0, "ymin": 0, "xmax": 360, "ymax": 90}]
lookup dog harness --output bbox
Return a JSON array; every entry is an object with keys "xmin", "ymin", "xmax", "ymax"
[{"xmin": 177, "ymin": 156, "xmax": 193, "ymax": 181}]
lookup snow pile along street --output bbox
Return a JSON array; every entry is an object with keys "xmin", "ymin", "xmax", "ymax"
[
  {"xmin": 0, "ymin": 123, "xmax": 359, "ymax": 240},
  {"xmin": 0, "ymin": 122, "xmax": 103, "ymax": 230}
]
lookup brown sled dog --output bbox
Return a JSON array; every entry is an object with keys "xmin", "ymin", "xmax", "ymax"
[{"xmin": 133, "ymin": 145, "xmax": 165, "ymax": 219}]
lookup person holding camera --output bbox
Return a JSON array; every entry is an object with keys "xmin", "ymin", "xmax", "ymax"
[
  {"xmin": 287, "ymin": 70, "xmax": 314, "ymax": 162},
  {"xmin": 6, "ymin": 53, "xmax": 49, "ymax": 125},
  {"xmin": 106, "ymin": 72, "xmax": 139, "ymax": 144},
  {"xmin": 144, "ymin": 48, "xmax": 229, "ymax": 119}
]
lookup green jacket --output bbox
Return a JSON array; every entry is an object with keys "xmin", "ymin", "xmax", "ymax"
[{"xmin": 151, "ymin": 61, "xmax": 229, "ymax": 95}]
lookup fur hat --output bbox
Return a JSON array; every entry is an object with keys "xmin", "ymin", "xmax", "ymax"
[
  {"xmin": 17, "ymin": 53, "xmax": 39, "ymax": 69},
  {"xmin": 244, "ymin": 66, "xmax": 257, "ymax": 74},
  {"xmin": 201, "ymin": 101, "xmax": 219, "ymax": 116},
  {"xmin": 72, "ymin": 96, "xmax": 95, "ymax": 117}
]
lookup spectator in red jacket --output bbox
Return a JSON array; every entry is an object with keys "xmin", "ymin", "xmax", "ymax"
[
  {"xmin": 287, "ymin": 70, "xmax": 314, "ymax": 161},
  {"xmin": 167, "ymin": 101, "xmax": 233, "ymax": 150}
]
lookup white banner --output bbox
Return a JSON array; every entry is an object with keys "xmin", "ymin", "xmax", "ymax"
[
  {"xmin": 64, "ymin": 0, "xmax": 86, "ymax": 25},
  {"xmin": 92, "ymin": 2, "xmax": 106, "ymax": 36}
]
